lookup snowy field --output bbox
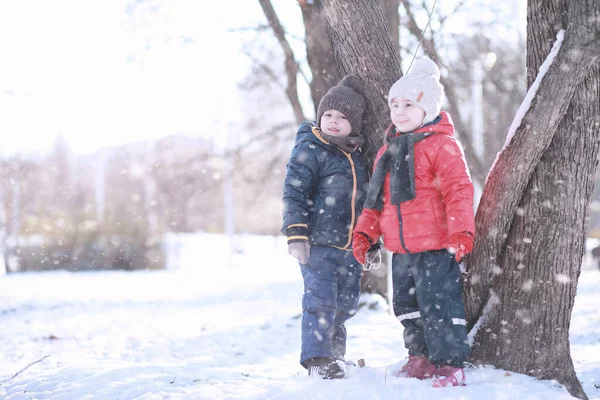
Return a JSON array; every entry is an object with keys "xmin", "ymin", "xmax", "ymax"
[{"xmin": 0, "ymin": 233, "xmax": 599, "ymax": 400}]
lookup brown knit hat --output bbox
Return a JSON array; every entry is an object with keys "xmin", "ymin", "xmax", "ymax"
[{"xmin": 316, "ymin": 75, "xmax": 366, "ymax": 135}]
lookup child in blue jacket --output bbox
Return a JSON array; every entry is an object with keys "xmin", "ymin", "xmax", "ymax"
[{"xmin": 282, "ymin": 75, "xmax": 375, "ymax": 379}]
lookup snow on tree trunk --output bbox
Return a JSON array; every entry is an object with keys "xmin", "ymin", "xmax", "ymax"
[{"xmin": 464, "ymin": 0, "xmax": 600, "ymax": 398}]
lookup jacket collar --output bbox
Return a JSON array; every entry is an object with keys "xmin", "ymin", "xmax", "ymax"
[{"xmin": 385, "ymin": 111, "xmax": 455, "ymax": 138}]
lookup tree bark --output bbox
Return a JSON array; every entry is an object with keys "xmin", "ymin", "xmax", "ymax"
[
  {"xmin": 321, "ymin": 0, "xmax": 401, "ymax": 167},
  {"xmin": 298, "ymin": 0, "xmax": 341, "ymax": 113},
  {"xmin": 299, "ymin": 0, "xmax": 341, "ymax": 115},
  {"xmin": 300, "ymin": 0, "xmax": 400, "ymax": 113},
  {"xmin": 381, "ymin": 0, "xmax": 400, "ymax": 57},
  {"xmin": 321, "ymin": 0, "xmax": 402, "ymax": 298},
  {"xmin": 465, "ymin": 0, "xmax": 600, "ymax": 398}
]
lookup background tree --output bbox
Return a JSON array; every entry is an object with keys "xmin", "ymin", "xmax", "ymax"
[
  {"xmin": 253, "ymin": 0, "xmax": 527, "ymax": 298},
  {"xmin": 254, "ymin": 0, "xmax": 527, "ymax": 196},
  {"xmin": 316, "ymin": 0, "xmax": 599, "ymax": 398},
  {"xmin": 257, "ymin": 0, "xmax": 404, "ymax": 297},
  {"xmin": 297, "ymin": 0, "xmax": 341, "ymax": 110},
  {"xmin": 463, "ymin": 0, "xmax": 600, "ymax": 398}
]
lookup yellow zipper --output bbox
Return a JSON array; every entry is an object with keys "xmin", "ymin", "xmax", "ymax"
[
  {"xmin": 341, "ymin": 150, "xmax": 357, "ymax": 250},
  {"xmin": 311, "ymin": 125, "xmax": 357, "ymax": 251}
]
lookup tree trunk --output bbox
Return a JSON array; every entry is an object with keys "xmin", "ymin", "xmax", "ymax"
[
  {"xmin": 321, "ymin": 0, "xmax": 401, "ymax": 166},
  {"xmin": 299, "ymin": 1, "xmax": 341, "ymax": 113},
  {"xmin": 464, "ymin": 0, "xmax": 600, "ymax": 398},
  {"xmin": 300, "ymin": 0, "xmax": 399, "ymax": 119},
  {"xmin": 297, "ymin": 0, "xmax": 400, "ymax": 117},
  {"xmin": 381, "ymin": 0, "xmax": 400, "ymax": 57},
  {"xmin": 321, "ymin": 0, "xmax": 402, "ymax": 299}
]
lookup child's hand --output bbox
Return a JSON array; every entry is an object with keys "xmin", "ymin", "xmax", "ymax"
[
  {"xmin": 352, "ymin": 232, "xmax": 372, "ymax": 264},
  {"xmin": 448, "ymin": 232, "xmax": 474, "ymax": 262},
  {"xmin": 288, "ymin": 241, "xmax": 311, "ymax": 264}
]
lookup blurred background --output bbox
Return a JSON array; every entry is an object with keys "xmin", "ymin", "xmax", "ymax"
[{"xmin": 1, "ymin": 0, "xmax": 599, "ymax": 274}]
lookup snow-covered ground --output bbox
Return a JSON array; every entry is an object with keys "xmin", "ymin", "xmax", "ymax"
[{"xmin": 0, "ymin": 233, "xmax": 599, "ymax": 400}]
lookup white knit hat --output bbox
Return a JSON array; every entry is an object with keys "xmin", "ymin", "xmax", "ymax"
[{"xmin": 387, "ymin": 58, "xmax": 444, "ymax": 124}]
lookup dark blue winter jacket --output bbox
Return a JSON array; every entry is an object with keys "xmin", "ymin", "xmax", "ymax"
[{"xmin": 282, "ymin": 122, "xmax": 370, "ymax": 250}]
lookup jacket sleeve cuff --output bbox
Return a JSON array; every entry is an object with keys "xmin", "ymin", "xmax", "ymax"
[
  {"xmin": 285, "ymin": 224, "xmax": 309, "ymax": 243},
  {"xmin": 354, "ymin": 209, "xmax": 382, "ymax": 243},
  {"xmin": 369, "ymin": 238, "xmax": 383, "ymax": 252}
]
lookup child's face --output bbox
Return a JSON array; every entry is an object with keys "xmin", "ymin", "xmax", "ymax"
[
  {"xmin": 320, "ymin": 109, "xmax": 352, "ymax": 137},
  {"xmin": 390, "ymin": 97, "xmax": 425, "ymax": 133}
]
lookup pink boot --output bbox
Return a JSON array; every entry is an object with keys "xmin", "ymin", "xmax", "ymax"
[
  {"xmin": 432, "ymin": 365, "xmax": 466, "ymax": 387},
  {"xmin": 396, "ymin": 355, "xmax": 436, "ymax": 379}
]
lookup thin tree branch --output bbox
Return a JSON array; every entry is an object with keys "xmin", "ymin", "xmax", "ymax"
[
  {"xmin": 11, "ymin": 354, "xmax": 50, "ymax": 379},
  {"xmin": 438, "ymin": 0, "xmax": 469, "ymax": 26},
  {"xmin": 224, "ymin": 122, "xmax": 296, "ymax": 158},
  {"xmin": 227, "ymin": 24, "xmax": 271, "ymax": 33},
  {"xmin": 241, "ymin": 49, "xmax": 285, "ymax": 92},
  {"xmin": 400, "ymin": 0, "xmax": 486, "ymax": 187},
  {"xmin": 258, "ymin": 0, "xmax": 306, "ymax": 125},
  {"xmin": 228, "ymin": 24, "xmax": 306, "ymax": 43}
]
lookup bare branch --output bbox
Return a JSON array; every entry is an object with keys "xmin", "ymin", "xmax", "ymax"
[
  {"xmin": 224, "ymin": 122, "xmax": 296, "ymax": 158},
  {"xmin": 438, "ymin": 0, "xmax": 469, "ymax": 26},
  {"xmin": 227, "ymin": 24, "xmax": 271, "ymax": 33},
  {"xmin": 258, "ymin": 0, "xmax": 306, "ymax": 125},
  {"xmin": 240, "ymin": 49, "xmax": 285, "ymax": 92},
  {"xmin": 400, "ymin": 0, "xmax": 486, "ymax": 187},
  {"xmin": 229, "ymin": 25, "xmax": 305, "ymax": 43},
  {"xmin": 11, "ymin": 354, "xmax": 50, "ymax": 379}
]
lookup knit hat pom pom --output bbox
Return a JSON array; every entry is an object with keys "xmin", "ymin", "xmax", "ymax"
[
  {"xmin": 407, "ymin": 58, "xmax": 440, "ymax": 80},
  {"xmin": 338, "ymin": 75, "xmax": 366, "ymax": 98}
]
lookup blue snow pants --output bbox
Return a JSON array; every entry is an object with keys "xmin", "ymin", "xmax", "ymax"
[
  {"xmin": 299, "ymin": 245, "xmax": 363, "ymax": 368},
  {"xmin": 392, "ymin": 249, "xmax": 470, "ymax": 367}
]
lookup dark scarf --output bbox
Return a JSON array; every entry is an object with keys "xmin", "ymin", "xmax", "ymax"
[
  {"xmin": 321, "ymin": 132, "xmax": 365, "ymax": 153},
  {"xmin": 363, "ymin": 127, "xmax": 436, "ymax": 210}
]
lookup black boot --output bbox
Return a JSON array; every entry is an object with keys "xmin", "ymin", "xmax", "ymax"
[{"xmin": 306, "ymin": 357, "xmax": 345, "ymax": 379}]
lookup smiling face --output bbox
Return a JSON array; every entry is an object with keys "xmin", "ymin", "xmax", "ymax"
[
  {"xmin": 390, "ymin": 97, "xmax": 426, "ymax": 133},
  {"xmin": 319, "ymin": 109, "xmax": 352, "ymax": 137}
]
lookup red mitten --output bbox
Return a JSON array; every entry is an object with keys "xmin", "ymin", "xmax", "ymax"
[
  {"xmin": 354, "ymin": 209, "xmax": 382, "ymax": 240},
  {"xmin": 448, "ymin": 232, "xmax": 474, "ymax": 262},
  {"xmin": 352, "ymin": 232, "xmax": 372, "ymax": 265}
]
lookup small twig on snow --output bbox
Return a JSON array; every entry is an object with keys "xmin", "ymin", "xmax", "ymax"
[{"xmin": 11, "ymin": 355, "xmax": 50, "ymax": 379}]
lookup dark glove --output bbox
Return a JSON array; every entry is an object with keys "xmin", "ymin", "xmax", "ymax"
[
  {"xmin": 448, "ymin": 232, "xmax": 474, "ymax": 262},
  {"xmin": 352, "ymin": 232, "xmax": 372, "ymax": 265},
  {"xmin": 288, "ymin": 241, "xmax": 310, "ymax": 264}
]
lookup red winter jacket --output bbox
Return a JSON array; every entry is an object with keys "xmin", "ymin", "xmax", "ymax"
[{"xmin": 355, "ymin": 112, "xmax": 475, "ymax": 254}]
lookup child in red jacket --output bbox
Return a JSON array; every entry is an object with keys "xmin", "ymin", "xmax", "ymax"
[{"xmin": 352, "ymin": 58, "xmax": 475, "ymax": 388}]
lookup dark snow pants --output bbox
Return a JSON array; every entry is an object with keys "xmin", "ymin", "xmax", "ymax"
[
  {"xmin": 392, "ymin": 249, "xmax": 470, "ymax": 367},
  {"xmin": 299, "ymin": 245, "xmax": 362, "ymax": 368}
]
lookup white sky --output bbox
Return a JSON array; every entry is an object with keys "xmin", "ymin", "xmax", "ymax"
[
  {"xmin": 0, "ymin": 0, "xmax": 293, "ymax": 155},
  {"xmin": 0, "ymin": 0, "xmax": 522, "ymax": 156}
]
